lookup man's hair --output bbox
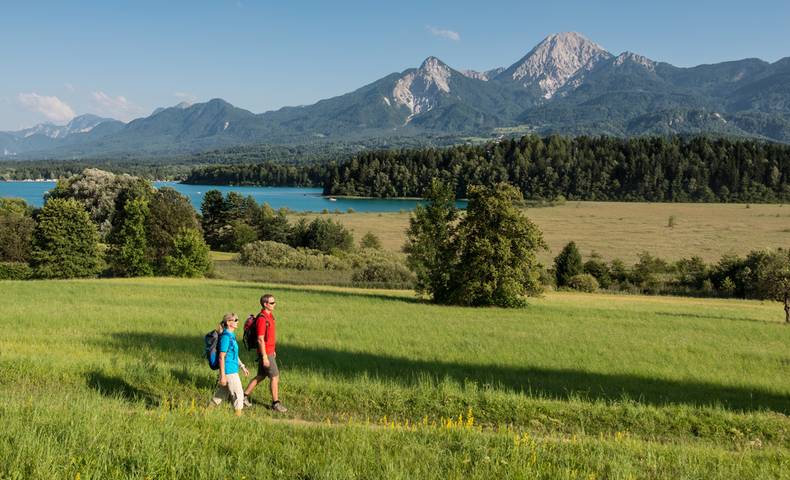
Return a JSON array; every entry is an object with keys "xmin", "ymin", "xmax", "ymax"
[{"xmin": 260, "ymin": 294, "xmax": 275, "ymax": 307}]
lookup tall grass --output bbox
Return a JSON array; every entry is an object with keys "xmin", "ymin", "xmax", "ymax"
[{"xmin": 1, "ymin": 278, "xmax": 789, "ymax": 478}]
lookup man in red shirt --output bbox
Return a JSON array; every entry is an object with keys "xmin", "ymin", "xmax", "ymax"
[{"xmin": 243, "ymin": 294, "xmax": 287, "ymax": 412}]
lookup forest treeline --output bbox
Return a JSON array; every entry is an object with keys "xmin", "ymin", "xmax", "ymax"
[
  {"xmin": 182, "ymin": 162, "xmax": 329, "ymax": 186},
  {"xmin": 4, "ymin": 135, "xmax": 789, "ymax": 203},
  {"xmin": 324, "ymin": 136, "xmax": 790, "ymax": 202}
]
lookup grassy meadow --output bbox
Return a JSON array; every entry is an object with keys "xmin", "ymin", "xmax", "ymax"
[
  {"xmin": 302, "ymin": 201, "xmax": 790, "ymax": 263},
  {"xmin": 1, "ymin": 278, "xmax": 789, "ymax": 478}
]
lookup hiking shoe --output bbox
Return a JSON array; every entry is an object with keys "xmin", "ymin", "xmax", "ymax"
[
  {"xmin": 243, "ymin": 396, "xmax": 252, "ymax": 407},
  {"xmin": 272, "ymin": 401, "xmax": 287, "ymax": 413}
]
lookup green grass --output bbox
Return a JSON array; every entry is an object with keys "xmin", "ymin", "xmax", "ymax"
[
  {"xmin": 304, "ymin": 202, "xmax": 790, "ymax": 263},
  {"xmin": 2, "ymin": 278, "xmax": 789, "ymax": 478}
]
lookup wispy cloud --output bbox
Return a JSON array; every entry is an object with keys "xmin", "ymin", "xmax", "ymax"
[
  {"xmin": 91, "ymin": 91, "xmax": 145, "ymax": 121},
  {"xmin": 64, "ymin": 83, "xmax": 75, "ymax": 92},
  {"xmin": 427, "ymin": 25, "xmax": 460, "ymax": 42},
  {"xmin": 174, "ymin": 91, "xmax": 197, "ymax": 104},
  {"xmin": 18, "ymin": 93, "xmax": 75, "ymax": 123}
]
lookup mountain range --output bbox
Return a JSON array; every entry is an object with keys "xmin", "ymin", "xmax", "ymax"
[{"xmin": 3, "ymin": 31, "xmax": 789, "ymax": 159}]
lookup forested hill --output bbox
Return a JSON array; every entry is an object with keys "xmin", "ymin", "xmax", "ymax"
[
  {"xmin": 181, "ymin": 135, "xmax": 790, "ymax": 203},
  {"xmin": 323, "ymin": 136, "xmax": 790, "ymax": 202}
]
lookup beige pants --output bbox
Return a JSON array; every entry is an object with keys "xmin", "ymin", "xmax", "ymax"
[{"xmin": 211, "ymin": 373, "xmax": 244, "ymax": 411}]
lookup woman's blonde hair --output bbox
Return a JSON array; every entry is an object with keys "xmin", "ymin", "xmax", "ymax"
[{"xmin": 216, "ymin": 312, "xmax": 238, "ymax": 333}]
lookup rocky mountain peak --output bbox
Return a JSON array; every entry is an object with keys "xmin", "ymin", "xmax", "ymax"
[
  {"xmin": 504, "ymin": 31, "xmax": 612, "ymax": 98},
  {"xmin": 461, "ymin": 67, "xmax": 505, "ymax": 81},
  {"xmin": 613, "ymin": 51, "xmax": 656, "ymax": 71},
  {"xmin": 391, "ymin": 56, "xmax": 454, "ymax": 121}
]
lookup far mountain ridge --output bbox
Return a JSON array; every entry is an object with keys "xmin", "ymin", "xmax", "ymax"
[{"xmin": 3, "ymin": 32, "xmax": 790, "ymax": 158}]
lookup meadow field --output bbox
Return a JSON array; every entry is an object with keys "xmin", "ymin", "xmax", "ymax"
[
  {"xmin": 1, "ymin": 278, "xmax": 788, "ymax": 478},
  {"xmin": 303, "ymin": 202, "xmax": 790, "ymax": 263}
]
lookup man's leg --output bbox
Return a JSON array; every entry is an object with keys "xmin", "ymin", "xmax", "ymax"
[{"xmin": 270, "ymin": 375, "xmax": 279, "ymax": 403}]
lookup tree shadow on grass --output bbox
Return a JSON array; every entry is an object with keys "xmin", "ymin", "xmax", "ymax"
[
  {"xmin": 170, "ymin": 367, "xmax": 216, "ymax": 390},
  {"xmin": 86, "ymin": 370, "xmax": 160, "ymax": 408},
  {"xmin": 221, "ymin": 283, "xmax": 425, "ymax": 305},
  {"xmin": 654, "ymin": 311, "xmax": 780, "ymax": 325},
  {"xmin": 104, "ymin": 332, "xmax": 790, "ymax": 414}
]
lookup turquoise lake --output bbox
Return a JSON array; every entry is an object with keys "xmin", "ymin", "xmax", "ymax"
[{"xmin": 0, "ymin": 181, "xmax": 466, "ymax": 212}]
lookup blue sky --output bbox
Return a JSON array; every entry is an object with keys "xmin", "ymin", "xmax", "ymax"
[{"xmin": 1, "ymin": 0, "xmax": 789, "ymax": 130}]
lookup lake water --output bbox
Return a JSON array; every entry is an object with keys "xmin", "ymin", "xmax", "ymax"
[{"xmin": 0, "ymin": 181, "xmax": 466, "ymax": 212}]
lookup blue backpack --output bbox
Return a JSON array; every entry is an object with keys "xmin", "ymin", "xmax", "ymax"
[{"xmin": 204, "ymin": 330, "xmax": 221, "ymax": 370}]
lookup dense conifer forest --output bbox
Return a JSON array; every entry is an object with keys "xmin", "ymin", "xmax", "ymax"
[{"xmin": 323, "ymin": 136, "xmax": 790, "ymax": 202}]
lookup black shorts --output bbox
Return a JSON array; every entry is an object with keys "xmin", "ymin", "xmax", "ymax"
[{"xmin": 257, "ymin": 354, "xmax": 279, "ymax": 378}]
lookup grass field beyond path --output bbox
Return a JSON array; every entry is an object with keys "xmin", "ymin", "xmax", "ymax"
[
  {"xmin": 1, "ymin": 278, "xmax": 789, "ymax": 478},
  {"xmin": 306, "ymin": 201, "xmax": 790, "ymax": 263}
]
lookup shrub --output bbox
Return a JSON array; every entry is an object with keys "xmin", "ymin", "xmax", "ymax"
[
  {"xmin": 567, "ymin": 273, "xmax": 599, "ymax": 292},
  {"xmin": 239, "ymin": 241, "xmax": 349, "ymax": 271},
  {"xmin": 352, "ymin": 261, "xmax": 415, "ymax": 285},
  {"xmin": 583, "ymin": 253, "xmax": 611, "ymax": 289},
  {"xmin": 359, "ymin": 231, "xmax": 382, "ymax": 250},
  {"xmin": 554, "ymin": 242, "xmax": 583, "ymax": 287},
  {"xmin": 30, "ymin": 198, "xmax": 101, "ymax": 279},
  {"xmin": 163, "ymin": 228, "xmax": 211, "ymax": 278},
  {"xmin": 0, "ymin": 262, "xmax": 32, "ymax": 280},
  {"xmin": 289, "ymin": 218, "xmax": 354, "ymax": 253},
  {"xmin": 240, "ymin": 241, "xmax": 294, "ymax": 268},
  {"xmin": 229, "ymin": 220, "xmax": 258, "ymax": 251}
]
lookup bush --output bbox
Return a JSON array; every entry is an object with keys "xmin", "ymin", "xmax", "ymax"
[
  {"xmin": 554, "ymin": 242, "xmax": 583, "ymax": 287},
  {"xmin": 359, "ymin": 232, "xmax": 382, "ymax": 250},
  {"xmin": 352, "ymin": 262, "xmax": 415, "ymax": 285},
  {"xmin": 289, "ymin": 218, "xmax": 354, "ymax": 253},
  {"xmin": 163, "ymin": 228, "xmax": 211, "ymax": 278},
  {"xmin": 583, "ymin": 253, "xmax": 611, "ymax": 288},
  {"xmin": 240, "ymin": 241, "xmax": 348, "ymax": 271},
  {"xmin": 0, "ymin": 262, "xmax": 32, "ymax": 280},
  {"xmin": 567, "ymin": 273, "xmax": 599, "ymax": 292}
]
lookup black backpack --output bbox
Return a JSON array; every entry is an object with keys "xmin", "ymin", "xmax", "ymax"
[
  {"xmin": 204, "ymin": 330, "xmax": 221, "ymax": 370},
  {"xmin": 242, "ymin": 313, "xmax": 269, "ymax": 351}
]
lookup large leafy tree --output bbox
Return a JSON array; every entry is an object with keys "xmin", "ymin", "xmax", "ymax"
[
  {"xmin": 405, "ymin": 180, "xmax": 546, "ymax": 307},
  {"xmin": 754, "ymin": 249, "xmax": 790, "ymax": 324},
  {"xmin": 449, "ymin": 183, "xmax": 546, "ymax": 307},
  {"xmin": 0, "ymin": 198, "xmax": 35, "ymax": 263},
  {"xmin": 403, "ymin": 179, "xmax": 458, "ymax": 301},
  {"xmin": 47, "ymin": 168, "xmax": 152, "ymax": 238},
  {"xmin": 163, "ymin": 228, "xmax": 212, "ymax": 278},
  {"xmin": 146, "ymin": 187, "xmax": 201, "ymax": 271},
  {"xmin": 30, "ymin": 198, "xmax": 101, "ymax": 279},
  {"xmin": 108, "ymin": 197, "xmax": 152, "ymax": 277}
]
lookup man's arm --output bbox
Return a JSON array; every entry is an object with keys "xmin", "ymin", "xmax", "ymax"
[{"xmin": 258, "ymin": 335, "xmax": 270, "ymax": 367}]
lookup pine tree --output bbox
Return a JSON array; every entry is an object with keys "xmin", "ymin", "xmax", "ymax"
[{"xmin": 554, "ymin": 241, "xmax": 583, "ymax": 287}]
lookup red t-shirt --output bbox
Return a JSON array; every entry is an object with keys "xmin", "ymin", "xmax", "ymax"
[{"xmin": 256, "ymin": 309, "xmax": 276, "ymax": 355}]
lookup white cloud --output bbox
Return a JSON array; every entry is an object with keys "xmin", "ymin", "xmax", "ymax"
[
  {"xmin": 91, "ymin": 91, "xmax": 146, "ymax": 121},
  {"xmin": 17, "ymin": 93, "xmax": 75, "ymax": 123},
  {"xmin": 65, "ymin": 83, "xmax": 75, "ymax": 92},
  {"xmin": 427, "ymin": 26, "xmax": 460, "ymax": 42}
]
